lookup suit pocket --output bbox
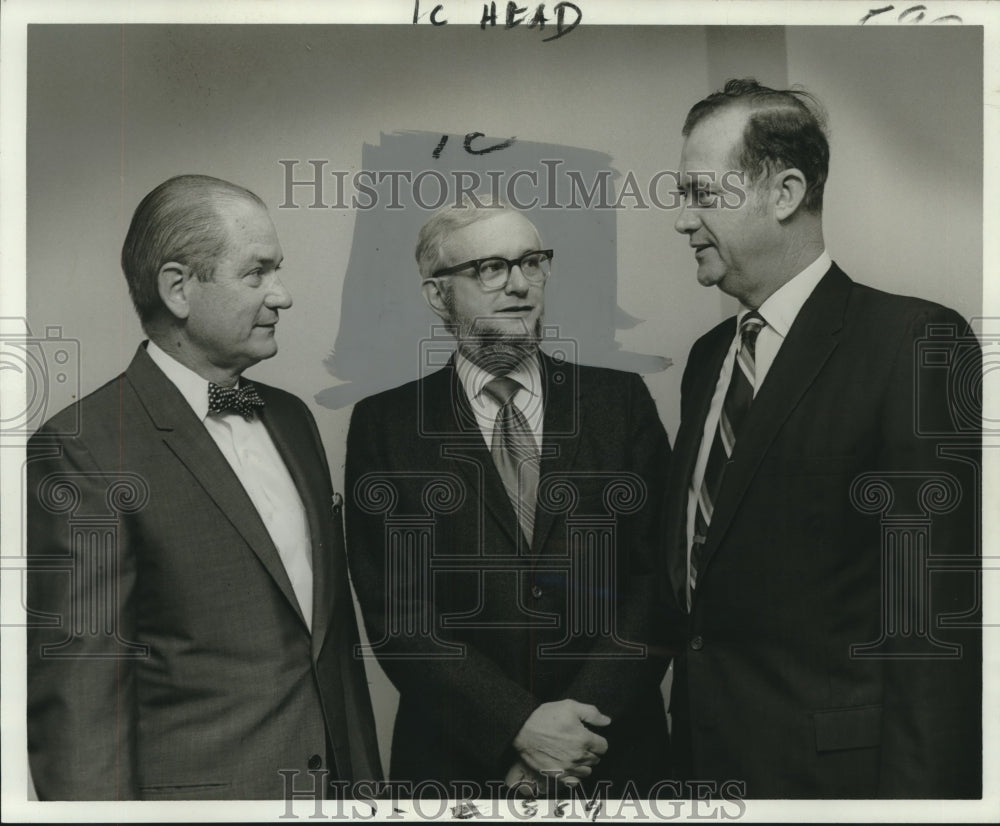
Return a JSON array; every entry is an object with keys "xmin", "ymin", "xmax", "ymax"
[
  {"xmin": 812, "ymin": 704, "xmax": 882, "ymax": 752},
  {"xmin": 140, "ymin": 781, "xmax": 232, "ymax": 800}
]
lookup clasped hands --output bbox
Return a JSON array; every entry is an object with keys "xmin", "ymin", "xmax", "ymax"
[{"xmin": 504, "ymin": 699, "xmax": 610, "ymax": 796}]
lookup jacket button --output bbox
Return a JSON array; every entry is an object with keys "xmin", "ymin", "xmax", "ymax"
[
  {"xmin": 308, "ymin": 754, "xmax": 323, "ymax": 770},
  {"xmin": 690, "ymin": 635, "xmax": 704, "ymax": 651},
  {"xmin": 531, "ymin": 585, "xmax": 543, "ymax": 599}
]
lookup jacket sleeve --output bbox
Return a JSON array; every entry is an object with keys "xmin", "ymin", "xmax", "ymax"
[
  {"xmin": 26, "ymin": 429, "xmax": 141, "ymax": 800},
  {"xmin": 874, "ymin": 306, "xmax": 981, "ymax": 797},
  {"xmin": 298, "ymin": 398, "xmax": 384, "ymax": 783},
  {"xmin": 562, "ymin": 372, "xmax": 675, "ymax": 717}
]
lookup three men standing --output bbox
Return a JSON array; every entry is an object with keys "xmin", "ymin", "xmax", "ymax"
[{"xmin": 26, "ymin": 80, "xmax": 983, "ymax": 803}]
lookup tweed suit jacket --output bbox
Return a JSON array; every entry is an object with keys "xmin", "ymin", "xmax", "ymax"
[{"xmin": 27, "ymin": 343, "xmax": 382, "ymax": 799}]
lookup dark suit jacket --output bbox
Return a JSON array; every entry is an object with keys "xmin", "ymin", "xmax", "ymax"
[
  {"xmin": 664, "ymin": 265, "xmax": 981, "ymax": 798},
  {"xmin": 345, "ymin": 352, "xmax": 672, "ymax": 794},
  {"xmin": 27, "ymin": 344, "xmax": 382, "ymax": 800}
]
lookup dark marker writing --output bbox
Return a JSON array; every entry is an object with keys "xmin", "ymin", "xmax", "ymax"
[
  {"xmin": 413, "ymin": 1, "xmax": 447, "ymax": 24},
  {"xmin": 414, "ymin": 1, "xmax": 582, "ymax": 40},
  {"xmin": 463, "ymin": 132, "xmax": 517, "ymax": 155},
  {"xmin": 860, "ymin": 3, "xmax": 963, "ymax": 23}
]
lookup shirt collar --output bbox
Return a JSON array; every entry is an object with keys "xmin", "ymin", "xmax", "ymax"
[
  {"xmin": 145, "ymin": 339, "xmax": 220, "ymax": 421},
  {"xmin": 455, "ymin": 348, "xmax": 542, "ymax": 409},
  {"xmin": 741, "ymin": 250, "xmax": 832, "ymax": 337}
]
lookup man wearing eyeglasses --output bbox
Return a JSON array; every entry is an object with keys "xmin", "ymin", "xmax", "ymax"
[{"xmin": 345, "ymin": 200, "xmax": 673, "ymax": 797}]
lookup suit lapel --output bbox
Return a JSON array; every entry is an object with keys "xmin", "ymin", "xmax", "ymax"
[
  {"xmin": 125, "ymin": 346, "xmax": 307, "ymax": 629},
  {"xmin": 428, "ymin": 352, "xmax": 579, "ymax": 555},
  {"xmin": 666, "ymin": 322, "xmax": 734, "ymax": 605},
  {"xmin": 531, "ymin": 351, "xmax": 583, "ymax": 555},
  {"xmin": 698, "ymin": 266, "xmax": 851, "ymax": 578},
  {"xmin": 424, "ymin": 363, "xmax": 523, "ymax": 550},
  {"xmin": 257, "ymin": 396, "xmax": 332, "ymax": 657}
]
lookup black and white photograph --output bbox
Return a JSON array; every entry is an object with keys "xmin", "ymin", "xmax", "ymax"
[{"xmin": 1, "ymin": 0, "xmax": 996, "ymax": 821}]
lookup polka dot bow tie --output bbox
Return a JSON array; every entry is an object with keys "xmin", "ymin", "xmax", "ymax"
[{"xmin": 207, "ymin": 381, "xmax": 265, "ymax": 420}]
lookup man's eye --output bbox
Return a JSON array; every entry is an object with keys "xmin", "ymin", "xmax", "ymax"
[
  {"xmin": 693, "ymin": 190, "xmax": 718, "ymax": 208},
  {"xmin": 479, "ymin": 260, "xmax": 507, "ymax": 277}
]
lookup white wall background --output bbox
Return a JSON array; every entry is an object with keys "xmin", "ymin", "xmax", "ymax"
[{"xmin": 25, "ymin": 24, "xmax": 983, "ymax": 776}]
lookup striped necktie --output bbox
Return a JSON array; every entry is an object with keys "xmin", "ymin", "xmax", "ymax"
[
  {"xmin": 483, "ymin": 376, "xmax": 540, "ymax": 546},
  {"xmin": 690, "ymin": 311, "xmax": 766, "ymax": 598}
]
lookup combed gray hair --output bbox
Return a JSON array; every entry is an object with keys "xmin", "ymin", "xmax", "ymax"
[
  {"xmin": 414, "ymin": 196, "xmax": 512, "ymax": 280},
  {"xmin": 120, "ymin": 174, "xmax": 265, "ymax": 328}
]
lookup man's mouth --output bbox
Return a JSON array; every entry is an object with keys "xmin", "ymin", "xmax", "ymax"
[{"xmin": 497, "ymin": 305, "xmax": 534, "ymax": 314}]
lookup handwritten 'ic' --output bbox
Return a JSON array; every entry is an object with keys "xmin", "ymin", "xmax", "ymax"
[{"xmin": 431, "ymin": 133, "xmax": 517, "ymax": 158}]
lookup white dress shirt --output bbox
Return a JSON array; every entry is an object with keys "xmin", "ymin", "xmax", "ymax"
[
  {"xmin": 146, "ymin": 340, "xmax": 314, "ymax": 630},
  {"xmin": 455, "ymin": 350, "xmax": 544, "ymax": 452},
  {"xmin": 685, "ymin": 251, "xmax": 832, "ymax": 604}
]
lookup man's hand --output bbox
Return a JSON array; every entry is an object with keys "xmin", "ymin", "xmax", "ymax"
[
  {"xmin": 511, "ymin": 700, "xmax": 611, "ymax": 785},
  {"xmin": 504, "ymin": 758, "xmax": 543, "ymax": 797}
]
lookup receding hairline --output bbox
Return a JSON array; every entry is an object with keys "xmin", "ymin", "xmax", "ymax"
[
  {"xmin": 201, "ymin": 190, "xmax": 276, "ymax": 259},
  {"xmin": 438, "ymin": 210, "xmax": 541, "ymax": 257},
  {"xmin": 682, "ymin": 104, "xmax": 753, "ymax": 168},
  {"xmin": 416, "ymin": 203, "xmax": 542, "ymax": 279}
]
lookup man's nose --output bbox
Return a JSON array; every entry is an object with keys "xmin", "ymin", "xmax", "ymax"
[
  {"xmin": 504, "ymin": 263, "xmax": 530, "ymax": 295},
  {"xmin": 674, "ymin": 203, "xmax": 701, "ymax": 235},
  {"xmin": 266, "ymin": 275, "xmax": 293, "ymax": 309}
]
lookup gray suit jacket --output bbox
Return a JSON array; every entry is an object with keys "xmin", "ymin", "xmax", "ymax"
[{"xmin": 27, "ymin": 344, "xmax": 381, "ymax": 799}]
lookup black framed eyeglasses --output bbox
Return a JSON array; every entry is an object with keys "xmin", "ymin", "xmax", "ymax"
[{"xmin": 428, "ymin": 249, "xmax": 553, "ymax": 291}]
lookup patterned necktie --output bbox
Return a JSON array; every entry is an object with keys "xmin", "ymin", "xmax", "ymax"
[
  {"xmin": 483, "ymin": 376, "xmax": 540, "ymax": 546},
  {"xmin": 207, "ymin": 381, "xmax": 265, "ymax": 420},
  {"xmin": 690, "ymin": 311, "xmax": 766, "ymax": 597}
]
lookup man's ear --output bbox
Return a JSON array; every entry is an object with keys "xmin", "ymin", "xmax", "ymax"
[
  {"xmin": 421, "ymin": 279, "xmax": 450, "ymax": 321},
  {"xmin": 773, "ymin": 168, "xmax": 808, "ymax": 221},
  {"xmin": 157, "ymin": 262, "xmax": 193, "ymax": 320}
]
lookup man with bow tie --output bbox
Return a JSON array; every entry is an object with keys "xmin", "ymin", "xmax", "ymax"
[
  {"xmin": 26, "ymin": 174, "xmax": 381, "ymax": 799},
  {"xmin": 345, "ymin": 200, "xmax": 673, "ymax": 797}
]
